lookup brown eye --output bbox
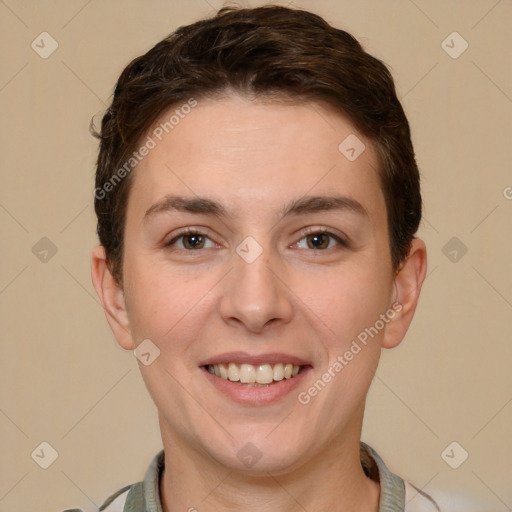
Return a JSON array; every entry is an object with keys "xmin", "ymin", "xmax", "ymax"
[
  {"xmin": 295, "ymin": 230, "xmax": 346, "ymax": 250},
  {"xmin": 166, "ymin": 230, "xmax": 215, "ymax": 251},
  {"xmin": 306, "ymin": 233, "xmax": 330, "ymax": 249},
  {"xmin": 182, "ymin": 233, "xmax": 206, "ymax": 249}
]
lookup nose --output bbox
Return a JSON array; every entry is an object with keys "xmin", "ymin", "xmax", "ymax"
[{"xmin": 218, "ymin": 246, "xmax": 293, "ymax": 333}]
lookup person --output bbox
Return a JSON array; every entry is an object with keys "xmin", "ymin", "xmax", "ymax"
[{"xmin": 66, "ymin": 5, "xmax": 441, "ymax": 511}]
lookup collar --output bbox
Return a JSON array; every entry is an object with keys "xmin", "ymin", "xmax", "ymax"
[{"xmin": 119, "ymin": 442, "xmax": 405, "ymax": 512}]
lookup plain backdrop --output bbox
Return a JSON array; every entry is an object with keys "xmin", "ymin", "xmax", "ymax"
[{"xmin": 0, "ymin": 1, "xmax": 511, "ymax": 511}]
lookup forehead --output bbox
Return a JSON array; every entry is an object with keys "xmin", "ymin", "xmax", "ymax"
[{"xmin": 126, "ymin": 94, "xmax": 386, "ymax": 229}]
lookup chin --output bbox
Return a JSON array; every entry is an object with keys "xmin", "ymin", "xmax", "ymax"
[{"xmin": 201, "ymin": 426, "xmax": 311, "ymax": 475}]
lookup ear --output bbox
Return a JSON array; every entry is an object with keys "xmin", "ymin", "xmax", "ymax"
[
  {"xmin": 382, "ymin": 238, "xmax": 427, "ymax": 349},
  {"xmin": 91, "ymin": 245, "xmax": 134, "ymax": 350}
]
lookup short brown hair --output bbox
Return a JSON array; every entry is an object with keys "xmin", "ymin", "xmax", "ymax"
[{"xmin": 93, "ymin": 5, "xmax": 422, "ymax": 285}]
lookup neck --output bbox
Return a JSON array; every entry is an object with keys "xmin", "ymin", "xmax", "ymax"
[{"xmin": 158, "ymin": 415, "xmax": 380, "ymax": 512}]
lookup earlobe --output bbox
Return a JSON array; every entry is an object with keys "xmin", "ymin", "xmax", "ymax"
[
  {"xmin": 382, "ymin": 238, "xmax": 427, "ymax": 349},
  {"xmin": 91, "ymin": 245, "xmax": 134, "ymax": 350}
]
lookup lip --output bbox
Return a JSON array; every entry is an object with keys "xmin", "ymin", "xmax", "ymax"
[
  {"xmin": 198, "ymin": 351, "xmax": 312, "ymax": 367},
  {"xmin": 199, "ymin": 352, "xmax": 313, "ymax": 405},
  {"xmin": 201, "ymin": 365, "xmax": 312, "ymax": 405}
]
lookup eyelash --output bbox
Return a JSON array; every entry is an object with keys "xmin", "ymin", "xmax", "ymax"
[
  {"xmin": 298, "ymin": 226, "xmax": 349, "ymax": 250},
  {"xmin": 164, "ymin": 226, "xmax": 349, "ymax": 252}
]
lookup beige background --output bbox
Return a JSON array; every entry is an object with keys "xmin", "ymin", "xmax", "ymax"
[{"xmin": 0, "ymin": 0, "xmax": 511, "ymax": 511}]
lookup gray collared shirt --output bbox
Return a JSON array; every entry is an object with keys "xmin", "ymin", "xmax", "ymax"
[{"xmin": 64, "ymin": 442, "xmax": 440, "ymax": 512}]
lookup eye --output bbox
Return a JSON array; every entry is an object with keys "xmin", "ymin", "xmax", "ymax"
[
  {"xmin": 164, "ymin": 227, "xmax": 348, "ymax": 252},
  {"xmin": 165, "ymin": 228, "xmax": 217, "ymax": 250},
  {"xmin": 294, "ymin": 228, "xmax": 348, "ymax": 250}
]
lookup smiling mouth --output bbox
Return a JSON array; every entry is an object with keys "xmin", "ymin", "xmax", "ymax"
[{"xmin": 204, "ymin": 362, "xmax": 306, "ymax": 386}]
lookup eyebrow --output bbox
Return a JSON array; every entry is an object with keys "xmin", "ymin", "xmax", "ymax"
[{"xmin": 143, "ymin": 194, "xmax": 369, "ymax": 223}]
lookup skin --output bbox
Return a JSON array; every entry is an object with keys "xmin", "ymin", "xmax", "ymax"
[{"xmin": 92, "ymin": 93, "xmax": 427, "ymax": 512}]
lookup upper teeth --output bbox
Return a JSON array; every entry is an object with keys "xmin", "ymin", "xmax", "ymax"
[{"xmin": 207, "ymin": 363, "xmax": 301, "ymax": 384}]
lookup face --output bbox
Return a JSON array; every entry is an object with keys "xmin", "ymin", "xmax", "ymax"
[{"xmin": 100, "ymin": 94, "xmax": 415, "ymax": 474}]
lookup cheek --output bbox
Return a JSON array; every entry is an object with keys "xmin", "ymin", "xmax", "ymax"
[
  {"xmin": 295, "ymin": 263, "xmax": 391, "ymax": 346},
  {"xmin": 123, "ymin": 255, "xmax": 219, "ymax": 350}
]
